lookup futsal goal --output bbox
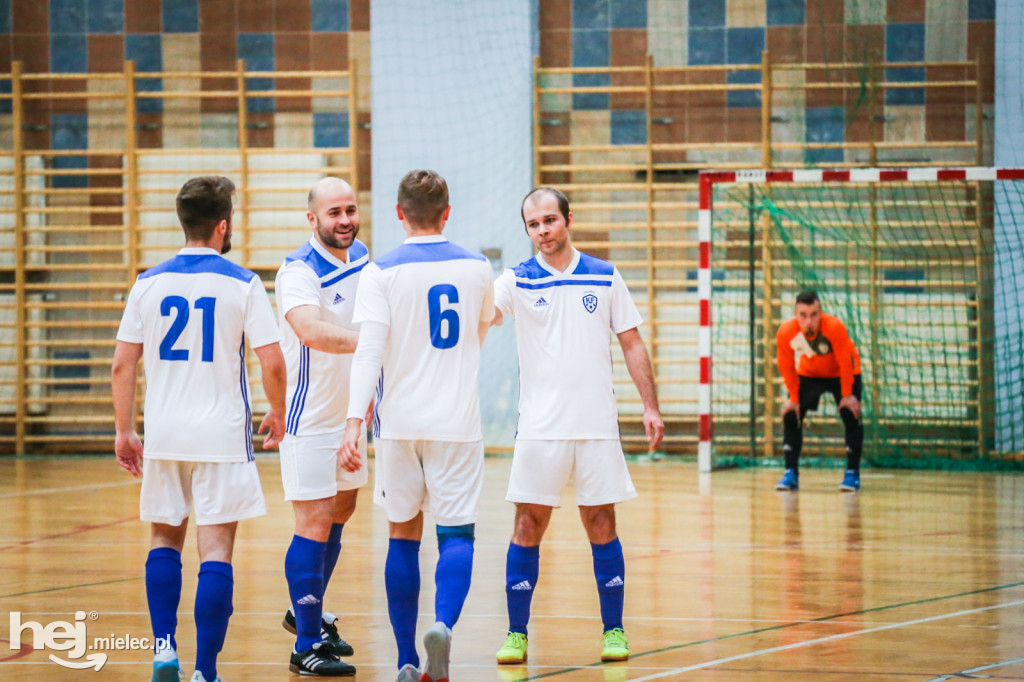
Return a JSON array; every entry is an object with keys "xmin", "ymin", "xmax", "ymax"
[{"xmin": 697, "ymin": 168, "xmax": 1024, "ymax": 472}]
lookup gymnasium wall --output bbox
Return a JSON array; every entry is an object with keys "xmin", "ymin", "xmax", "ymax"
[
  {"xmin": 0, "ymin": 0, "xmax": 370, "ymax": 174},
  {"xmin": 0, "ymin": 1, "xmax": 1000, "ymax": 454},
  {"xmin": 535, "ymin": 0, "xmax": 994, "ymax": 166},
  {"xmin": 0, "ymin": 1, "xmax": 997, "ymax": 168}
]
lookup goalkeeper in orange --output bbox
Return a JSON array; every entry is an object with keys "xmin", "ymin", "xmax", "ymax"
[{"xmin": 774, "ymin": 290, "xmax": 863, "ymax": 492}]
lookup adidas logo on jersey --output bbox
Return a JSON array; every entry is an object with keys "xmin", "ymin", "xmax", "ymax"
[
  {"xmin": 533, "ymin": 297, "xmax": 549, "ymax": 308},
  {"xmin": 332, "ymin": 293, "xmax": 345, "ymax": 305},
  {"xmin": 604, "ymin": 576, "xmax": 624, "ymax": 588},
  {"xmin": 297, "ymin": 594, "xmax": 321, "ymax": 605},
  {"xmin": 510, "ymin": 580, "xmax": 533, "ymax": 591}
]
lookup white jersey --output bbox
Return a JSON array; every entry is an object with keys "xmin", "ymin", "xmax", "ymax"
[
  {"xmin": 494, "ymin": 248, "xmax": 642, "ymax": 440},
  {"xmin": 352, "ymin": 235, "xmax": 494, "ymax": 441},
  {"xmin": 275, "ymin": 237, "xmax": 368, "ymax": 436},
  {"xmin": 116, "ymin": 247, "xmax": 280, "ymax": 462}
]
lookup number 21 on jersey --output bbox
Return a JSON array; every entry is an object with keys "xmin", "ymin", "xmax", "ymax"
[
  {"xmin": 159, "ymin": 295, "xmax": 216, "ymax": 362},
  {"xmin": 427, "ymin": 284, "xmax": 459, "ymax": 350}
]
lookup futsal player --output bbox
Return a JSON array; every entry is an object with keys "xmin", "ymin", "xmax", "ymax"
[
  {"xmin": 491, "ymin": 187, "xmax": 664, "ymax": 665},
  {"xmin": 274, "ymin": 177, "xmax": 369, "ymax": 676},
  {"xmin": 338, "ymin": 170, "xmax": 494, "ymax": 682},
  {"xmin": 112, "ymin": 176, "xmax": 287, "ymax": 682},
  {"xmin": 775, "ymin": 290, "xmax": 864, "ymax": 492}
]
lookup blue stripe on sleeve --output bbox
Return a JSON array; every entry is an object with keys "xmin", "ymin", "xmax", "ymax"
[
  {"xmin": 239, "ymin": 337, "xmax": 254, "ymax": 462},
  {"xmin": 372, "ymin": 367, "xmax": 383, "ymax": 438}
]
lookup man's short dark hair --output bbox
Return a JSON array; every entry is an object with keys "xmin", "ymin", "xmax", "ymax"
[
  {"xmin": 176, "ymin": 176, "xmax": 235, "ymax": 242},
  {"xmin": 796, "ymin": 290, "xmax": 819, "ymax": 306},
  {"xmin": 397, "ymin": 170, "xmax": 449, "ymax": 227},
  {"xmin": 521, "ymin": 187, "xmax": 570, "ymax": 224}
]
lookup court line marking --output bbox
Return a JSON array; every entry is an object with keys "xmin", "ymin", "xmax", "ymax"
[
  {"xmin": 923, "ymin": 656, "xmax": 1024, "ymax": 682},
  {"xmin": 519, "ymin": 580, "xmax": 1024, "ymax": 680},
  {"xmin": 626, "ymin": 599, "xmax": 1024, "ymax": 682},
  {"xmin": 0, "ymin": 610, "xmax": 909, "ymax": 626},
  {"xmin": 0, "ymin": 516, "xmax": 136, "ymax": 552},
  {"xmin": 0, "ymin": 577, "xmax": 142, "ymax": 601},
  {"xmin": 0, "ymin": 479, "xmax": 140, "ymax": 499}
]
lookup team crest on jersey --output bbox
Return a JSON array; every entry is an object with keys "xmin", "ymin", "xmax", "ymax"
[
  {"xmin": 332, "ymin": 293, "xmax": 345, "ymax": 305},
  {"xmin": 582, "ymin": 292, "xmax": 598, "ymax": 313}
]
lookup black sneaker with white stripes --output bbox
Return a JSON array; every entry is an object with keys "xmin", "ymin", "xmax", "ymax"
[
  {"xmin": 318, "ymin": 613, "xmax": 355, "ymax": 657},
  {"xmin": 283, "ymin": 610, "xmax": 355, "ymax": 657},
  {"xmin": 289, "ymin": 642, "xmax": 356, "ymax": 677}
]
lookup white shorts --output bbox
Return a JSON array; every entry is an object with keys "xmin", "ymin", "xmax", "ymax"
[
  {"xmin": 140, "ymin": 458, "xmax": 266, "ymax": 526},
  {"xmin": 280, "ymin": 431, "xmax": 368, "ymax": 501},
  {"xmin": 373, "ymin": 439, "xmax": 484, "ymax": 526},
  {"xmin": 506, "ymin": 439, "xmax": 637, "ymax": 507}
]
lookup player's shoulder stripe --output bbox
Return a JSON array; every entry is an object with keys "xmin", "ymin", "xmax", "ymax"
[
  {"xmin": 511, "ymin": 256, "xmax": 546, "ymax": 280},
  {"xmin": 511, "ymin": 254, "xmax": 613, "ymax": 289},
  {"xmin": 349, "ymin": 238, "xmax": 369, "ymax": 262},
  {"xmin": 139, "ymin": 254, "xmax": 256, "ymax": 283},
  {"xmin": 374, "ymin": 240, "xmax": 486, "ymax": 270},
  {"xmin": 283, "ymin": 241, "xmax": 336, "ymax": 278},
  {"xmin": 572, "ymin": 252, "xmax": 615, "ymax": 276}
]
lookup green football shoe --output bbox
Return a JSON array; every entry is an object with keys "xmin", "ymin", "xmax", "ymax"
[
  {"xmin": 496, "ymin": 631, "xmax": 528, "ymax": 665},
  {"xmin": 601, "ymin": 628, "xmax": 629, "ymax": 662}
]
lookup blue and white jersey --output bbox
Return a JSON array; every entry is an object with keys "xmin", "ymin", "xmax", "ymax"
[
  {"xmin": 494, "ymin": 248, "xmax": 642, "ymax": 440},
  {"xmin": 275, "ymin": 237, "xmax": 368, "ymax": 436},
  {"xmin": 351, "ymin": 235, "xmax": 494, "ymax": 441},
  {"xmin": 116, "ymin": 247, "xmax": 280, "ymax": 462}
]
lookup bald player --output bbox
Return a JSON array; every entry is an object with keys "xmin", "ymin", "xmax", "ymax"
[
  {"xmin": 274, "ymin": 177, "xmax": 369, "ymax": 676},
  {"xmin": 775, "ymin": 290, "xmax": 864, "ymax": 492}
]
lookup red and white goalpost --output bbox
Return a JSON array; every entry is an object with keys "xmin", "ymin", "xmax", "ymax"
[{"xmin": 696, "ymin": 167, "xmax": 1024, "ymax": 473}]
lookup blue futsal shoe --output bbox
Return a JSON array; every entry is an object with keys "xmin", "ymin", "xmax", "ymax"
[
  {"xmin": 839, "ymin": 469, "xmax": 861, "ymax": 491},
  {"xmin": 152, "ymin": 647, "xmax": 183, "ymax": 682},
  {"xmin": 775, "ymin": 469, "xmax": 799, "ymax": 491}
]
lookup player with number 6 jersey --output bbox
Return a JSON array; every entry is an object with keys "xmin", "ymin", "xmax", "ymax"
[{"xmin": 339, "ymin": 170, "xmax": 493, "ymax": 682}]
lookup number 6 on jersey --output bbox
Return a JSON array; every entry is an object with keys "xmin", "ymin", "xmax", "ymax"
[{"xmin": 427, "ymin": 284, "xmax": 460, "ymax": 349}]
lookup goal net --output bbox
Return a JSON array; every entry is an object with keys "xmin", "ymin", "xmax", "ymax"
[{"xmin": 699, "ymin": 168, "xmax": 1024, "ymax": 472}]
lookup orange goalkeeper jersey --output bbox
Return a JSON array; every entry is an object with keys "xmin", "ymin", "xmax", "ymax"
[{"xmin": 776, "ymin": 313, "xmax": 861, "ymax": 401}]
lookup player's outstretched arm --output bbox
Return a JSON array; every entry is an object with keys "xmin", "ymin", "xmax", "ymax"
[
  {"xmin": 617, "ymin": 327, "xmax": 665, "ymax": 451},
  {"xmin": 285, "ymin": 304, "xmax": 359, "ymax": 354},
  {"xmin": 255, "ymin": 342, "xmax": 287, "ymax": 449},
  {"xmin": 338, "ymin": 320, "xmax": 388, "ymax": 472},
  {"xmin": 111, "ymin": 341, "xmax": 144, "ymax": 476}
]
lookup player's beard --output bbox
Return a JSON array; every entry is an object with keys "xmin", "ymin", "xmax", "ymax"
[
  {"xmin": 220, "ymin": 222, "xmax": 233, "ymax": 254},
  {"xmin": 315, "ymin": 215, "xmax": 359, "ymax": 250}
]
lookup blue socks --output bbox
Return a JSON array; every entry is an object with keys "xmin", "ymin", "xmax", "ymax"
[
  {"xmin": 323, "ymin": 523, "xmax": 344, "ymax": 593},
  {"xmin": 505, "ymin": 543, "xmax": 540, "ymax": 635},
  {"xmin": 435, "ymin": 525, "xmax": 475, "ymax": 629},
  {"xmin": 194, "ymin": 561, "xmax": 233, "ymax": 682},
  {"xmin": 145, "ymin": 547, "xmax": 182, "ymax": 652},
  {"xmin": 285, "ymin": 535, "xmax": 327, "ymax": 652},
  {"xmin": 592, "ymin": 538, "xmax": 625, "ymax": 631},
  {"xmin": 385, "ymin": 538, "xmax": 421, "ymax": 669}
]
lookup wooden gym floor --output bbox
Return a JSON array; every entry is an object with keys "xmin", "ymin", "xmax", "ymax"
[{"xmin": 2, "ymin": 455, "xmax": 1024, "ymax": 681}]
